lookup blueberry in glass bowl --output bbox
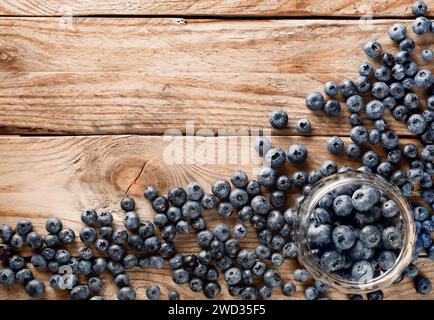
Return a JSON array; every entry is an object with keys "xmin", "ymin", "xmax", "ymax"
[{"xmin": 295, "ymin": 171, "xmax": 416, "ymax": 294}]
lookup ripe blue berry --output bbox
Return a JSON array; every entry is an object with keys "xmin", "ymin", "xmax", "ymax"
[
  {"xmin": 268, "ymin": 109, "xmax": 288, "ymax": 129},
  {"xmin": 305, "ymin": 92, "xmax": 324, "ymax": 111}
]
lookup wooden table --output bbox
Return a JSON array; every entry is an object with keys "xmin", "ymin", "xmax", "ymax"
[{"xmin": 0, "ymin": 0, "xmax": 432, "ymax": 300}]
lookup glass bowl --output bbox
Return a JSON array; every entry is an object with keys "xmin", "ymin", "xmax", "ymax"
[{"xmin": 294, "ymin": 170, "xmax": 416, "ymax": 294}]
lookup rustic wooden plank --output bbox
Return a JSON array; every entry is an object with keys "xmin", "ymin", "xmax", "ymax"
[
  {"xmin": 0, "ymin": 0, "xmax": 427, "ymax": 17},
  {"xmin": 0, "ymin": 18, "xmax": 428, "ymax": 136},
  {"xmin": 0, "ymin": 135, "xmax": 431, "ymax": 300}
]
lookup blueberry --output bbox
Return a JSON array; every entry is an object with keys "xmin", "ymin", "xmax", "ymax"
[
  {"xmin": 346, "ymin": 143, "xmax": 361, "ymax": 159},
  {"xmin": 389, "ymin": 23, "xmax": 407, "ymax": 42},
  {"xmin": 413, "ymin": 206, "xmax": 429, "ymax": 221},
  {"xmin": 305, "ymin": 92, "xmax": 324, "ymax": 111},
  {"xmin": 9, "ymin": 234, "xmax": 23, "ymax": 250},
  {"xmin": 268, "ymin": 108, "xmax": 288, "ymax": 129},
  {"xmin": 25, "ymin": 279, "xmax": 45, "ymax": 298},
  {"xmin": 118, "ymin": 287, "xmax": 136, "ymax": 300},
  {"xmin": 120, "ymin": 196, "xmax": 135, "ymax": 212},
  {"xmin": 293, "ymin": 268, "xmax": 310, "ymax": 282},
  {"xmin": 16, "ymin": 219, "xmax": 33, "ymax": 237},
  {"xmin": 168, "ymin": 291, "xmax": 180, "ymax": 300},
  {"xmin": 251, "ymin": 195, "xmax": 270, "ymax": 215},
  {"xmin": 402, "ymin": 78, "xmax": 415, "ymax": 90},
  {"xmin": 240, "ymin": 287, "xmax": 258, "ymax": 300},
  {"xmin": 359, "ymin": 225, "xmax": 382, "ymax": 248},
  {"xmin": 412, "ymin": 1, "xmax": 428, "ymax": 16},
  {"xmin": 258, "ymin": 285, "xmax": 272, "ymax": 300},
  {"xmin": 371, "ymin": 82, "xmax": 389, "ymax": 99},
  {"xmin": 251, "ymin": 215, "xmax": 266, "ymax": 230},
  {"xmin": 333, "ymin": 195, "xmax": 353, "ymax": 216},
  {"xmin": 422, "ymin": 145, "xmax": 434, "ymax": 161},
  {"xmin": 308, "ymin": 224, "xmax": 332, "ymax": 245},
  {"xmin": 96, "ymin": 211, "xmax": 113, "ymax": 226},
  {"xmin": 93, "ymin": 258, "xmax": 108, "ymax": 274},
  {"xmin": 224, "ymin": 267, "xmax": 242, "ymax": 286},
  {"xmin": 387, "ymin": 149, "xmax": 401, "ymax": 164},
  {"xmin": 45, "ymin": 217, "xmax": 63, "ymax": 234},
  {"xmin": 404, "ymin": 264, "xmax": 419, "ymax": 278},
  {"xmin": 422, "ymin": 48, "xmax": 433, "ymax": 62},
  {"xmin": 320, "ymin": 250, "xmax": 345, "ymax": 272},
  {"xmin": 237, "ymin": 250, "xmax": 256, "ymax": 269},
  {"xmin": 407, "ymin": 114, "xmax": 427, "ymax": 134},
  {"xmin": 380, "ymin": 131, "xmax": 399, "ymax": 150},
  {"xmin": 362, "ymin": 151, "xmax": 379, "ymax": 169},
  {"xmin": 207, "ymin": 267, "xmax": 219, "ymax": 282},
  {"xmin": 282, "ymin": 282, "xmax": 296, "ymax": 297},
  {"xmin": 152, "ymin": 196, "xmax": 169, "ymax": 214},
  {"xmin": 375, "ymin": 66, "xmax": 391, "ymax": 82},
  {"xmin": 377, "ymin": 250, "xmax": 397, "ymax": 271},
  {"xmin": 382, "ymin": 227, "xmax": 403, "ymax": 250},
  {"xmin": 203, "ymin": 282, "xmax": 221, "ymax": 299},
  {"xmin": 364, "ymin": 40, "xmax": 382, "ymax": 58},
  {"xmin": 200, "ymin": 193, "xmax": 217, "ymax": 210},
  {"xmin": 359, "ymin": 62, "xmax": 373, "ymax": 76},
  {"xmin": 15, "ymin": 268, "xmax": 33, "ymax": 285},
  {"xmin": 237, "ymin": 183, "xmax": 256, "ymax": 201},
  {"xmin": 305, "ymin": 287, "xmax": 318, "ymax": 300},
  {"xmin": 399, "ymin": 37, "xmax": 415, "ymax": 53},
  {"xmin": 416, "ymin": 277, "xmax": 432, "ymax": 295},
  {"xmin": 392, "ymin": 105, "xmax": 409, "ymax": 122},
  {"xmin": 216, "ymin": 202, "xmax": 233, "ymax": 218},
  {"xmin": 332, "ymin": 225, "xmax": 356, "ymax": 250},
  {"xmin": 257, "ymin": 167, "xmax": 277, "ymax": 187},
  {"xmin": 124, "ymin": 254, "xmax": 139, "ymax": 269},
  {"xmin": 350, "ymin": 126, "xmax": 368, "ymax": 145},
  {"xmin": 233, "ymin": 224, "xmax": 248, "ymax": 239},
  {"xmin": 324, "ymin": 81, "xmax": 338, "ymax": 96},
  {"xmin": 263, "ymin": 269, "xmax": 282, "ymax": 288},
  {"xmin": 114, "ymin": 274, "xmax": 130, "ymax": 288},
  {"xmin": 326, "ymin": 136, "xmax": 344, "ymax": 155},
  {"xmin": 382, "ymin": 53, "xmax": 395, "ymax": 67},
  {"xmin": 99, "ymin": 226, "xmax": 113, "ymax": 239},
  {"xmin": 320, "ymin": 160, "xmax": 337, "ymax": 177},
  {"xmin": 181, "ymin": 200, "xmax": 201, "ymax": 220},
  {"xmin": 264, "ymin": 147, "xmax": 286, "ymax": 169},
  {"xmin": 274, "ymin": 176, "xmax": 291, "ymax": 193},
  {"xmin": 365, "ymin": 100, "xmax": 385, "ymax": 120},
  {"xmin": 324, "ymin": 100, "xmax": 341, "ymax": 116},
  {"xmin": 367, "ymin": 290, "xmax": 384, "ymax": 300},
  {"xmin": 305, "ymin": 172, "xmax": 320, "ymax": 187},
  {"xmin": 352, "ymin": 260, "xmax": 374, "ymax": 282},
  {"xmin": 88, "ymin": 277, "xmax": 103, "ymax": 292},
  {"xmin": 413, "ymin": 16, "xmax": 430, "ymax": 34},
  {"xmin": 287, "ymin": 144, "xmax": 308, "ymax": 164},
  {"xmin": 137, "ymin": 221, "xmax": 154, "ymax": 239},
  {"xmin": 25, "ymin": 232, "xmax": 43, "ymax": 249},
  {"xmin": 415, "ymin": 69, "xmax": 434, "ymax": 88},
  {"xmin": 144, "ymin": 186, "xmax": 158, "ymax": 200},
  {"xmin": 282, "ymin": 242, "xmax": 298, "ymax": 258},
  {"xmin": 0, "ymin": 267, "xmax": 15, "ymax": 286},
  {"xmin": 291, "ymin": 171, "xmax": 307, "ymax": 187},
  {"xmin": 354, "ymin": 76, "xmax": 371, "ymax": 94},
  {"xmin": 212, "ymin": 179, "xmax": 231, "ymax": 199},
  {"xmin": 368, "ymin": 129, "xmax": 380, "ymax": 145},
  {"xmin": 237, "ymin": 206, "xmax": 253, "ymax": 222},
  {"xmin": 389, "ymin": 82, "xmax": 405, "ymax": 99},
  {"xmin": 167, "ymin": 187, "xmax": 187, "ymax": 207},
  {"xmin": 296, "ymin": 118, "xmax": 311, "ymax": 134},
  {"xmin": 78, "ymin": 226, "xmax": 96, "ymax": 244}
]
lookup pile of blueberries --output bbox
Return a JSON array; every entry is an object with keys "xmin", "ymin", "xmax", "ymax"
[
  {"xmin": 0, "ymin": 1, "xmax": 433, "ymax": 301},
  {"xmin": 308, "ymin": 183, "xmax": 405, "ymax": 283},
  {"xmin": 267, "ymin": 0, "xmax": 434, "ymax": 299}
]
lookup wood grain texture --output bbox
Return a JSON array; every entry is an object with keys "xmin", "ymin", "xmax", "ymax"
[
  {"xmin": 0, "ymin": 18, "xmax": 431, "ymax": 135},
  {"xmin": 0, "ymin": 135, "xmax": 431, "ymax": 300},
  {"xmin": 0, "ymin": 0, "xmax": 428, "ymax": 17}
]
